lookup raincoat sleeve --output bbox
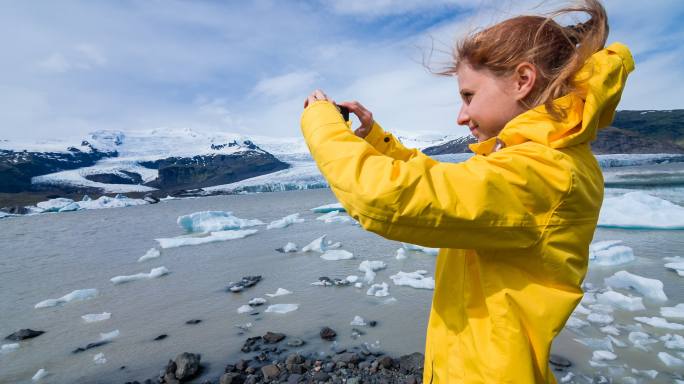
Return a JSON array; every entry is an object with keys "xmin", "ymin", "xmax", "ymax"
[
  {"xmin": 362, "ymin": 121, "xmax": 427, "ymax": 162},
  {"xmin": 301, "ymin": 101, "xmax": 566, "ymax": 250}
]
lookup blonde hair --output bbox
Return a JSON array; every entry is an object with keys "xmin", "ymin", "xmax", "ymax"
[{"xmin": 443, "ymin": 0, "xmax": 608, "ymax": 120}]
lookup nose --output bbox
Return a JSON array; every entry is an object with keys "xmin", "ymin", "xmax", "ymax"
[{"xmin": 457, "ymin": 104, "xmax": 470, "ymax": 126}]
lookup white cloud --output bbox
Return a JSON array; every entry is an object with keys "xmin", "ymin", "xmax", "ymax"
[
  {"xmin": 251, "ymin": 71, "xmax": 320, "ymax": 100},
  {"xmin": 38, "ymin": 53, "xmax": 72, "ymax": 73}
]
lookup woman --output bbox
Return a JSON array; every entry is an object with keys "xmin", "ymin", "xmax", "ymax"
[{"xmin": 301, "ymin": 1, "xmax": 633, "ymax": 382}]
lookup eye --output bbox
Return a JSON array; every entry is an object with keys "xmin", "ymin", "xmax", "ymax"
[{"xmin": 461, "ymin": 92, "xmax": 473, "ymax": 104}]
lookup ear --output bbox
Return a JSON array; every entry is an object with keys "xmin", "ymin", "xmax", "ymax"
[{"xmin": 512, "ymin": 62, "xmax": 537, "ymax": 101}]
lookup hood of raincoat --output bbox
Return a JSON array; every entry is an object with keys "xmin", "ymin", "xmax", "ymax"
[{"xmin": 469, "ymin": 42, "xmax": 635, "ymax": 156}]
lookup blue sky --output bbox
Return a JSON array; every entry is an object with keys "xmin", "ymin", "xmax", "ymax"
[{"xmin": 1, "ymin": 0, "xmax": 683, "ymax": 141}]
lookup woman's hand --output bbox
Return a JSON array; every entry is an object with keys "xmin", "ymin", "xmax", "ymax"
[
  {"xmin": 336, "ymin": 101, "xmax": 374, "ymax": 139},
  {"xmin": 304, "ymin": 89, "xmax": 374, "ymax": 139}
]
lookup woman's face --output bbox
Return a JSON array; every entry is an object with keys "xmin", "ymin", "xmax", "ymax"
[{"xmin": 456, "ymin": 63, "xmax": 527, "ymax": 142}]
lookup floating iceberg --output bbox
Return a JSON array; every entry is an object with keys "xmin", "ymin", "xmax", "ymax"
[
  {"xmin": 592, "ymin": 350, "xmax": 617, "ymax": 361},
  {"xmin": 36, "ymin": 197, "xmax": 77, "ymax": 212},
  {"xmin": 589, "ymin": 241, "xmax": 635, "ymax": 266},
  {"xmin": 267, "ymin": 213, "xmax": 304, "ymax": 229},
  {"xmin": 32, "ymin": 368, "xmax": 48, "ymax": 382},
  {"xmin": 359, "ymin": 260, "xmax": 387, "ymax": 283},
  {"xmin": 248, "ymin": 297, "xmax": 267, "ymax": 306},
  {"xmin": 237, "ymin": 305, "xmax": 254, "ymax": 314},
  {"xmin": 265, "ymin": 304, "xmax": 299, "ymax": 314},
  {"xmin": 389, "ymin": 270, "xmax": 435, "ymax": 290},
  {"xmin": 598, "ymin": 192, "xmax": 684, "ymax": 229},
  {"xmin": 177, "ymin": 211, "xmax": 263, "ymax": 233},
  {"xmin": 32, "ymin": 195, "xmax": 149, "ymax": 214},
  {"xmin": 628, "ymin": 331, "xmax": 658, "ymax": 351},
  {"xmin": 402, "ymin": 243, "xmax": 439, "ymax": 256},
  {"xmin": 661, "ymin": 303, "xmax": 684, "ymax": 319},
  {"xmin": 100, "ymin": 329, "xmax": 120, "ymax": 341},
  {"xmin": 82, "ymin": 312, "xmax": 111, "ymax": 323},
  {"xmin": 320, "ymin": 249, "xmax": 354, "ymax": 261},
  {"xmin": 35, "ymin": 288, "xmax": 98, "ymax": 308},
  {"xmin": 1, "ymin": 343, "xmax": 19, "ymax": 354},
  {"xmin": 664, "ymin": 262, "xmax": 684, "ymax": 277},
  {"xmin": 156, "ymin": 229, "xmax": 258, "ymax": 248},
  {"xmin": 587, "ymin": 313, "xmax": 614, "ymax": 325},
  {"xmin": 301, "ymin": 235, "xmax": 341, "ymax": 253},
  {"xmin": 93, "ymin": 352, "xmax": 107, "ymax": 364},
  {"xmin": 137, "ymin": 248, "xmax": 161, "ymax": 262},
  {"xmin": 351, "ymin": 315, "xmax": 367, "ymax": 326},
  {"xmin": 634, "ymin": 316, "xmax": 684, "ymax": 330},
  {"xmin": 658, "ymin": 352, "xmax": 684, "ymax": 367},
  {"xmin": 604, "ymin": 271, "xmax": 668, "ymax": 302},
  {"xmin": 395, "ymin": 248, "xmax": 407, "ymax": 260},
  {"xmin": 661, "ymin": 333, "xmax": 684, "ymax": 350},
  {"xmin": 111, "ymin": 267, "xmax": 169, "ymax": 285},
  {"xmin": 366, "ymin": 282, "xmax": 390, "ymax": 297},
  {"xmin": 323, "ymin": 215, "xmax": 353, "ymax": 224},
  {"xmin": 311, "ymin": 203, "xmax": 345, "ymax": 213},
  {"xmin": 596, "ymin": 290, "xmax": 645, "ymax": 311},
  {"xmin": 316, "ymin": 211, "xmax": 340, "ymax": 221},
  {"xmin": 599, "ymin": 325, "xmax": 620, "ymax": 336},
  {"xmin": 279, "ymin": 242, "xmax": 298, "ymax": 253},
  {"xmin": 265, "ymin": 288, "xmax": 292, "ymax": 297}
]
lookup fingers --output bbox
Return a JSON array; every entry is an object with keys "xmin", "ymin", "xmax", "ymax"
[
  {"xmin": 304, "ymin": 89, "xmax": 332, "ymax": 109},
  {"xmin": 337, "ymin": 101, "xmax": 373, "ymax": 127}
]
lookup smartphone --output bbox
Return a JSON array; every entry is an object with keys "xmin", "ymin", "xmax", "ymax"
[{"xmin": 335, "ymin": 104, "xmax": 350, "ymax": 122}]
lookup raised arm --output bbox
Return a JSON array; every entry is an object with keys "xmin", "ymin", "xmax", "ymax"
[{"xmin": 301, "ymin": 100, "xmax": 573, "ymax": 250}]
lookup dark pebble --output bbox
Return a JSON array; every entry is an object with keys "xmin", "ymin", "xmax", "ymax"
[
  {"xmin": 263, "ymin": 331, "xmax": 286, "ymax": 344},
  {"xmin": 320, "ymin": 327, "xmax": 337, "ymax": 341}
]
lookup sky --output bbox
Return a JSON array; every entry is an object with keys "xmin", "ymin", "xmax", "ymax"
[{"xmin": 1, "ymin": 0, "xmax": 683, "ymax": 141}]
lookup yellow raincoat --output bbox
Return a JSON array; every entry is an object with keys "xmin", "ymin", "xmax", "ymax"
[{"xmin": 301, "ymin": 42, "xmax": 634, "ymax": 383}]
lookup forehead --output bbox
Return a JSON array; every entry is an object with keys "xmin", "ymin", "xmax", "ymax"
[{"xmin": 456, "ymin": 63, "xmax": 498, "ymax": 89}]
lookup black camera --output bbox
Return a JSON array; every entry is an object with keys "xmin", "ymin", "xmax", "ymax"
[{"xmin": 335, "ymin": 104, "xmax": 350, "ymax": 122}]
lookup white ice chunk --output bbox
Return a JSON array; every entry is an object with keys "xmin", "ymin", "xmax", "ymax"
[
  {"xmin": 37, "ymin": 197, "xmax": 75, "ymax": 212},
  {"xmin": 574, "ymin": 337, "xmax": 613, "ymax": 352},
  {"xmin": 320, "ymin": 249, "xmax": 354, "ymax": 261},
  {"xmin": 660, "ymin": 334, "xmax": 684, "ymax": 350},
  {"xmin": 76, "ymin": 195, "xmax": 147, "ymax": 210},
  {"xmin": 599, "ymin": 325, "xmax": 620, "ymax": 336},
  {"xmin": 587, "ymin": 313, "xmax": 614, "ymax": 325},
  {"xmin": 597, "ymin": 290, "xmax": 645, "ymax": 311},
  {"xmin": 311, "ymin": 203, "xmax": 344, "ymax": 213},
  {"xmin": 156, "ymin": 229, "xmax": 258, "ymax": 248},
  {"xmin": 592, "ymin": 350, "xmax": 617, "ymax": 361},
  {"xmin": 354, "ymin": 282, "xmax": 363, "ymax": 288},
  {"xmin": 282, "ymin": 242, "xmax": 298, "ymax": 253},
  {"xmin": 664, "ymin": 262, "xmax": 684, "ymax": 276},
  {"xmin": 634, "ymin": 316, "xmax": 684, "ymax": 330},
  {"xmin": 560, "ymin": 372, "xmax": 574, "ymax": 383},
  {"xmin": 1, "ymin": 343, "xmax": 19, "ymax": 354},
  {"xmin": 565, "ymin": 316, "xmax": 589, "ymax": 329},
  {"xmin": 599, "ymin": 192, "xmax": 684, "ymax": 229},
  {"xmin": 359, "ymin": 260, "xmax": 387, "ymax": 283},
  {"xmin": 345, "ymin": 275, "xmax": 359, "ymax": 283},
  {"xmin": 138, "ymin": 248, "xmax": 161, "ymax": 262},
  {"xmin": 631, "ymin": 369, "xmax": 658, "ymax": 379},
  {"xmin": 301, "ymin": 235, "xmax": 340, "ymax": 253},
  {"xmin": 658, "ymin": 352, "xmax": 684, "ymax": 367},
  {"xmin": 248, "ymin": 297, "xmax": 267, "ymax": 306},
  {"xmin": 93, "ymin": 352, "xmax": 107, "ymax": 364},
  {"xmin": 265, "ymin": 288, "xmax": 292, "ymax": 297},
  {"xmin": 401, "ymin": 243, "xmax": 439, "ymax": 256},
  {"xmin": 661, "ymin": 303, "xmax": 684, "ymax": 319},
  {"xmin": 589, "ymin": 241, "xmax": 635, "ymax": 266},
  {"xmin": 573, "ymin": 303, "xmax": 591, "ymax": 315},
  {"xmin": 389, "ymin": 270, "xmax": 435, "ymax": 290},
  {"xmin": 395, "ymin": 248, "xmax": 407, "ymax": 260},
  {"xmin": 665, "ymin": 256, "xmax": 684, "ymax": 263},
  {"xmin": 32, "ymin": 368, "xmax": 48, "ymax": 381},
  {"xmin": 100, "ymin": 329, "xmax": 119, "ymax": 341},
  {"xmin": 35, "ymin": 288, "xmax": 98, "ymax": 308},
  {"xmin": 628, "ymin": 331, "xmax": 658, "ymax": 351},
  {"xmin": 350, "ymin": 315, "xmax": 367, "ymax": 326},
  {"xmin": 177, "ymin": 211, "xmax": 263, "ymax": 233},
  {"xmin": 366, "ymin": 282, "xmax": 390, "ymax": 297},
  {"xmin": 324, "ymin": 215, "xmax": 353, "ymax": 224},
  {"xmin": 267, "ymin": 213, "xmax": 304, "ymax": 229},
  {"xmin": 237, "ymin": 305, "xmax": 253, "ymax": 314},
  {"xmin": 608, "ymin": 335, "xmax": 626, "ymax": 348},
  {"xmin": 82, "ymin": 312, "xmax": 111, "ymax": 323},
  {"xmin": 265, "ymin": 304, "xmax": 299, "ymax": 314},
  {"xmin": 110, "ymin": 266, "xmax": 169, "ymax": 285},
  {"xmin": 316, "ymin": 211, "xmax": 339, "ymax": 221},
  {"xmin": 604, "ymin": 270, "xmax": 668, "ymax": 302}
]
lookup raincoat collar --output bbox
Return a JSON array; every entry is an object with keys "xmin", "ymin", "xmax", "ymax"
[{"xmin": 469, "ymin": 42, "xmax": 635, "ymax": 156}]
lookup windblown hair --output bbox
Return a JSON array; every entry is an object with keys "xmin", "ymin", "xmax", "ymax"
[{"xmin": 443, "ymin": 0, "xmax": 608, "ymax": 120}]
